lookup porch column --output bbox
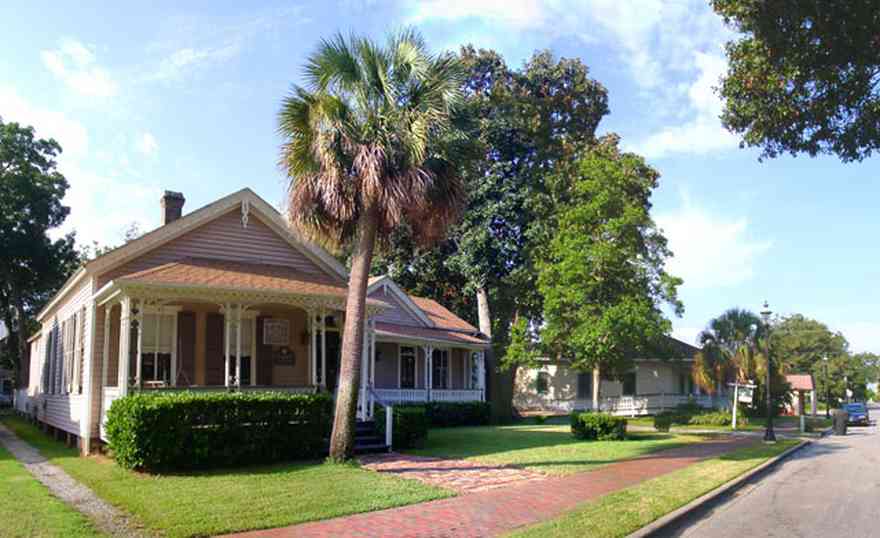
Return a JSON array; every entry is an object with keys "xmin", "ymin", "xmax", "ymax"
[
  {"xmin": 224, "ymin": 303, "xmax": 231, "ymax": 387},
  {"xmin": 135, "ymin": 299, "xmax": 144, "ymax": 389},
  {"xmin": 235, "ymin": 304, "xmax": 242, "ymax": 388},
  {"xmin": 170, "ymin": 309, "xmax": 178, "ymax": 386},
  {"xmin": 423, "ymin": 346, "xmax": 433, "ymax": 401},
  {"xmin": 154, "ymin": 305, "xmax": 162, "ymax": 383},
  {"xmin": 250, "ymin": 314, "xmax": 257, "ymax": 387},
  {"xmin": 101, "ymin": 306, "xmax": 111, "ymax": 388},
  {"xmin": 308, "ymin": 309, "xmax": 316, "ymax": 385},
  {"xmin": 118, "ymin": 297, "xmax": 132, "ymax": 396},
  {"xmin": 369, "ymin": 318, "xmax": 376, "ymax": 387},
  {"xmin": 320, "ymin": 309, "xmax": 327, "ymax": 390},
  {"xmin": 477, "ymin": 351, "xmax": 486, "ymax": 401}
]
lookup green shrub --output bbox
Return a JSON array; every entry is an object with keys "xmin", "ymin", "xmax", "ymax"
[
  {"xmin": 105, "ymin": 391, "xmax": 333, "ymax": 471},
  {"xmin": 424, "ymin": 401, "xmax": 491, "ymax": 427},
  {"xmin": 375, "ymin": 406, "xmax": 429, "ymax": 448},
  {"xmin": 653, "ymin": 412, "xmax": 673, "ymax": 432},
  {"xmin": 570, "ymin": 411, "xmax": 627, "ymax": 441},
  {"xmin": 383, "ymin": 401, "xmax": 491, "ymax": 427},
  {"xmin": 533, "ymin": 414, "xmax": 547, "ymax": 425},
  {"xmin": 654, "ymin": 408, "xmax": 736, "ymax": 429}
]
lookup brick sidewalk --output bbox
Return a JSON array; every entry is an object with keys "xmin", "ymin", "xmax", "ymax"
[
  {"xmin": 224, "ymin": 436, "xmax": 756, "ymax": 538},
  {"xmin": 358, "ymin": 453, "xmax": 547, "ymax": 494}
]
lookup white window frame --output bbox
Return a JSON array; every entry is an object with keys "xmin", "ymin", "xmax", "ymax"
[{"xmin": 398, "ymin": 345, "xmax": 417, "ymax": 389}]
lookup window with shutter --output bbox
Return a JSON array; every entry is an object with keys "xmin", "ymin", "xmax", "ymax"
[{"xmin": 576, "ymin": 372, "xmax": 592, "ymax": 399}]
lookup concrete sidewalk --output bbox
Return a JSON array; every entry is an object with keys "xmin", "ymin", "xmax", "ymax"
[{"xmin": 225, "ymin": 436, "xmax": 757, "ymax": 538}]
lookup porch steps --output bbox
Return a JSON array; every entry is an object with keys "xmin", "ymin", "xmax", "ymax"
[{"xmin": 353, "ymin": 420, "xmax": 389, "ymax": 454}]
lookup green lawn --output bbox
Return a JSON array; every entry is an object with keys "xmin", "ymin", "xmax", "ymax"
[
  {"xmin": 1, "ymin": 417, "xmax": 450, "ymax": 538},
  {"xmin": 508, "ymin": 439, "xmax": 800, "ymax": 537},
  {"xmin": 406, "ymin": 424, "xmax": 709, "ymax": 475},
  {"xmin": 0, "ymin": 442, "xmax": 103, "ymax": 537}
]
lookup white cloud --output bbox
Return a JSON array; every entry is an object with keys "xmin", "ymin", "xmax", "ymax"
[
  {"xmin": 40, "ymin": 38, "xmax": 118, "ymax": 98},
  {"xmin": 407, "ymin": 0, "xmax": 548, "ymax": 31},
  {"xmin": 634, "ymin": 52, "xmax": 738, "ymax": 158},
  {"xmin": 0, "ymin": 86, "xmax": 89, "ymax": 156},
  {"xmin": 135, "ymin": 132, "xmax": 159, "ymax": 156},
  {"xmin": 656, "ymin": 193, "xmax": 772, "ymax": 289},
  {"xmin": 148, "ymin": 42, "xmax": 241, "ymax": 82},
  {"xmin": 1, "ymin": 87, "xmax": 159, "ymax": 246}
]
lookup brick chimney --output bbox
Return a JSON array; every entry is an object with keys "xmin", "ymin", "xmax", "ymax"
[{"xmin": 160, "ymin": 191, "xmax": 185, "ymax": 225}]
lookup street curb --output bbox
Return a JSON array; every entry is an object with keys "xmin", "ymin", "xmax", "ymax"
[{"xmin": 626, "ymin": 439, "xmax": 811, "ymax": 538}]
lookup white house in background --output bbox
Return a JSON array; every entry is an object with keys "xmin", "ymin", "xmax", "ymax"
[
  {"xmin": 514, "ymin": 338, "xmax": 728, "ymax": 416},
  {"xmin": 16, "ymin": 188, "xmax": 489, "ymax": 454}
]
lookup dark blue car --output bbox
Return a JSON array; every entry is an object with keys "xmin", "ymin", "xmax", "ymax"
[{"xmin": 845, "ymin": 403, "xmax": 870, "ymax": 425}]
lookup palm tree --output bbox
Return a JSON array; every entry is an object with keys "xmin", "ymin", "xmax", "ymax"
[
  {"xmin": 692, "ymin": 308, "xmax": 762, "ymax": 393},
  {"xmin": 278, "ymin": 30, "xmax": 466, "ymax": 460}
]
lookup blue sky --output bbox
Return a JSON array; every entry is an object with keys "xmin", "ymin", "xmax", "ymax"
[{"xmin": 2, "ymin": 1, "xmax": 879, "ymax": 353}]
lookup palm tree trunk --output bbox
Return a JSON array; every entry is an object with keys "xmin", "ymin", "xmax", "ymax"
[{"xmin": 329, "ymin": 207, "xmax": 379, "ymax": 461}]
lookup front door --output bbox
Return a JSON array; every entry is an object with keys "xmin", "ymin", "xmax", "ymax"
[{"xmin": 325, "ymin": 332, "xmax": 341, "ymax": 392}]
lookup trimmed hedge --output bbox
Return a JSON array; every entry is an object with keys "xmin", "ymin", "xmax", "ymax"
[
  {"xmin": 570, "ymin": 412, "xmax": 627, "ymax": 441},
  {"xmin": 375, "ymin": 405, "xmax": 429, "ymax": 448},
  {"xmin": 383, "ymin": 401, "xmax": 491, "ymax": 427},
  {"xmin": 105, "ymin": 391, "xmax": 333, "ymax": 471},
  {"xmin": 653, "ymin": 406, "xmax": 737, "ymax": 431},
  {"xmin": 423, "ymin": 401, "xmax": 491, "ymax": 427}
]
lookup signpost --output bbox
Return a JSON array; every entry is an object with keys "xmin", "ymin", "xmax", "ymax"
[{"xmin": 729, "ymin": 381, "xmax": 757, "ymax": 430}]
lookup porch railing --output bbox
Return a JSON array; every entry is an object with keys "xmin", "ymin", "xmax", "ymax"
[
  {"xmin": 131, "ymin": 384, "xmax": 319, "ymax": 395},
  {"xmin": 571, "ymin": 393, "xmax": 719, "ymax": 416},
  {"xmin": 374, "ymin": 389, "xmax": 428, "ymax": 403},
  {"xmin": 430, "ymin": 389, "xmax": 484, "ymax": 402}
]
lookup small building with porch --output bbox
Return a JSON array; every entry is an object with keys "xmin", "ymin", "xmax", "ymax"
[{"xmin": 19, "ymin": 188, "xmax": 489, "ymax": 454}]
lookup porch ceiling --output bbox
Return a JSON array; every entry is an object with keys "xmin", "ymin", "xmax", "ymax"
[{"xmin": 96, "ymin": 257, "xmax": 390, "ymax": 313}]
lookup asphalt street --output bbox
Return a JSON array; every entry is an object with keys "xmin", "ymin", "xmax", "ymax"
[{"xmin": 672, "ymin": 404, "xmax": 880, "ymax": 538}]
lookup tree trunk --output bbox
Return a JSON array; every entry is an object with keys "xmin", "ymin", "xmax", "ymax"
[
  {"xmin": 329, "ymin": 207, "xmax": 379, "ymax": 461},
  {"xmin": 592, "ymin": 365, "xmax": 600, "ymax": 411},
  {"xmin": 13, "ymin": 293, "xmax": 27, "ymax": 388},
  {"xmin": 478, "ymin": 286, "xmax": 511, "ymax": 422}
]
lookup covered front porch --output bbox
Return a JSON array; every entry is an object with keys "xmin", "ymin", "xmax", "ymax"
[{"xmin": 93, "ymin": 258, "xmax": 486, "ymax": 440}]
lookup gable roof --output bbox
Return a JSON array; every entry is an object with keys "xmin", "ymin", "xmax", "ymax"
[
  {"xmin": 366, "ymin": 275, "xmax": 488, "ymax": 348},
  {"xmin": 785, "ymin": 374, "xmax": 814, "ymax": 391},
  {"xmin": 38, "ymin": 188, "xmax": 348, "ymax": 321},
  {"xmin": 367, "ymin": 275, "xmax": 434, "ymax": 327}
]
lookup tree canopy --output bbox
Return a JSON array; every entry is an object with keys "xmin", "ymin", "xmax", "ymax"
[
  {"xmin": 0, "ymin": 118, "xmax": 78, "ymax": 379},
  {"xmin": 713, "ymin": 0, "xmax": 880, "ymax": 161},
  {"xmin": 533, "ymin": 139, "xmax": 682, "ymax": 380}
]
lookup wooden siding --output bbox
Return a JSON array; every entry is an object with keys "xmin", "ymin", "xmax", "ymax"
[
  {"xmin": 30, "ymin": 276, "xmax": 93, "ymax": 436},
  {"xmin": 368, "ymin": 286, "xmax": 424, "ymax": 327},
  {"xmin": 97, "ymin": 209, "xmax": 333, "ymax": 288}
]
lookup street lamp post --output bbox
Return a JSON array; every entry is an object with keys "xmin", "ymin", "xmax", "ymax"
[
  {"xmin": 823, "ymin": 355, "xmax": 830, "ymax": 419},
  {"xmin": 761, "ymin": 301, "xmax": 776, "ymax": 443}
]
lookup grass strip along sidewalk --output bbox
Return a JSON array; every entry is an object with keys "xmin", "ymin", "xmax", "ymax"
[
  {"xmin": 1, "ymin": 416, "xmax": 449, "ymax": 538},
  {"xmin": 0, "ymin": 442, "xmax": 103, "ymax": 537},
  {"xmin": 508, "ymin": 439, "xmax": 798, "ymax": 537}
]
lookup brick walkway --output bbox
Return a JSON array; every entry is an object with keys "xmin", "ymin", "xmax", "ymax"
[
  {"xmin": 225, "ymin": 436, "xmax": 756, "ymax": 538},
  {"xmin": 358, "ymin": 453, "xmax": 547, "ymax": 494}
]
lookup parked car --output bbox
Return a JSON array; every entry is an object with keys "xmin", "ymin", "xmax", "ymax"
[{"xmin": 844, "ymin": 402, "xmax": 870, "ymax": 425}]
